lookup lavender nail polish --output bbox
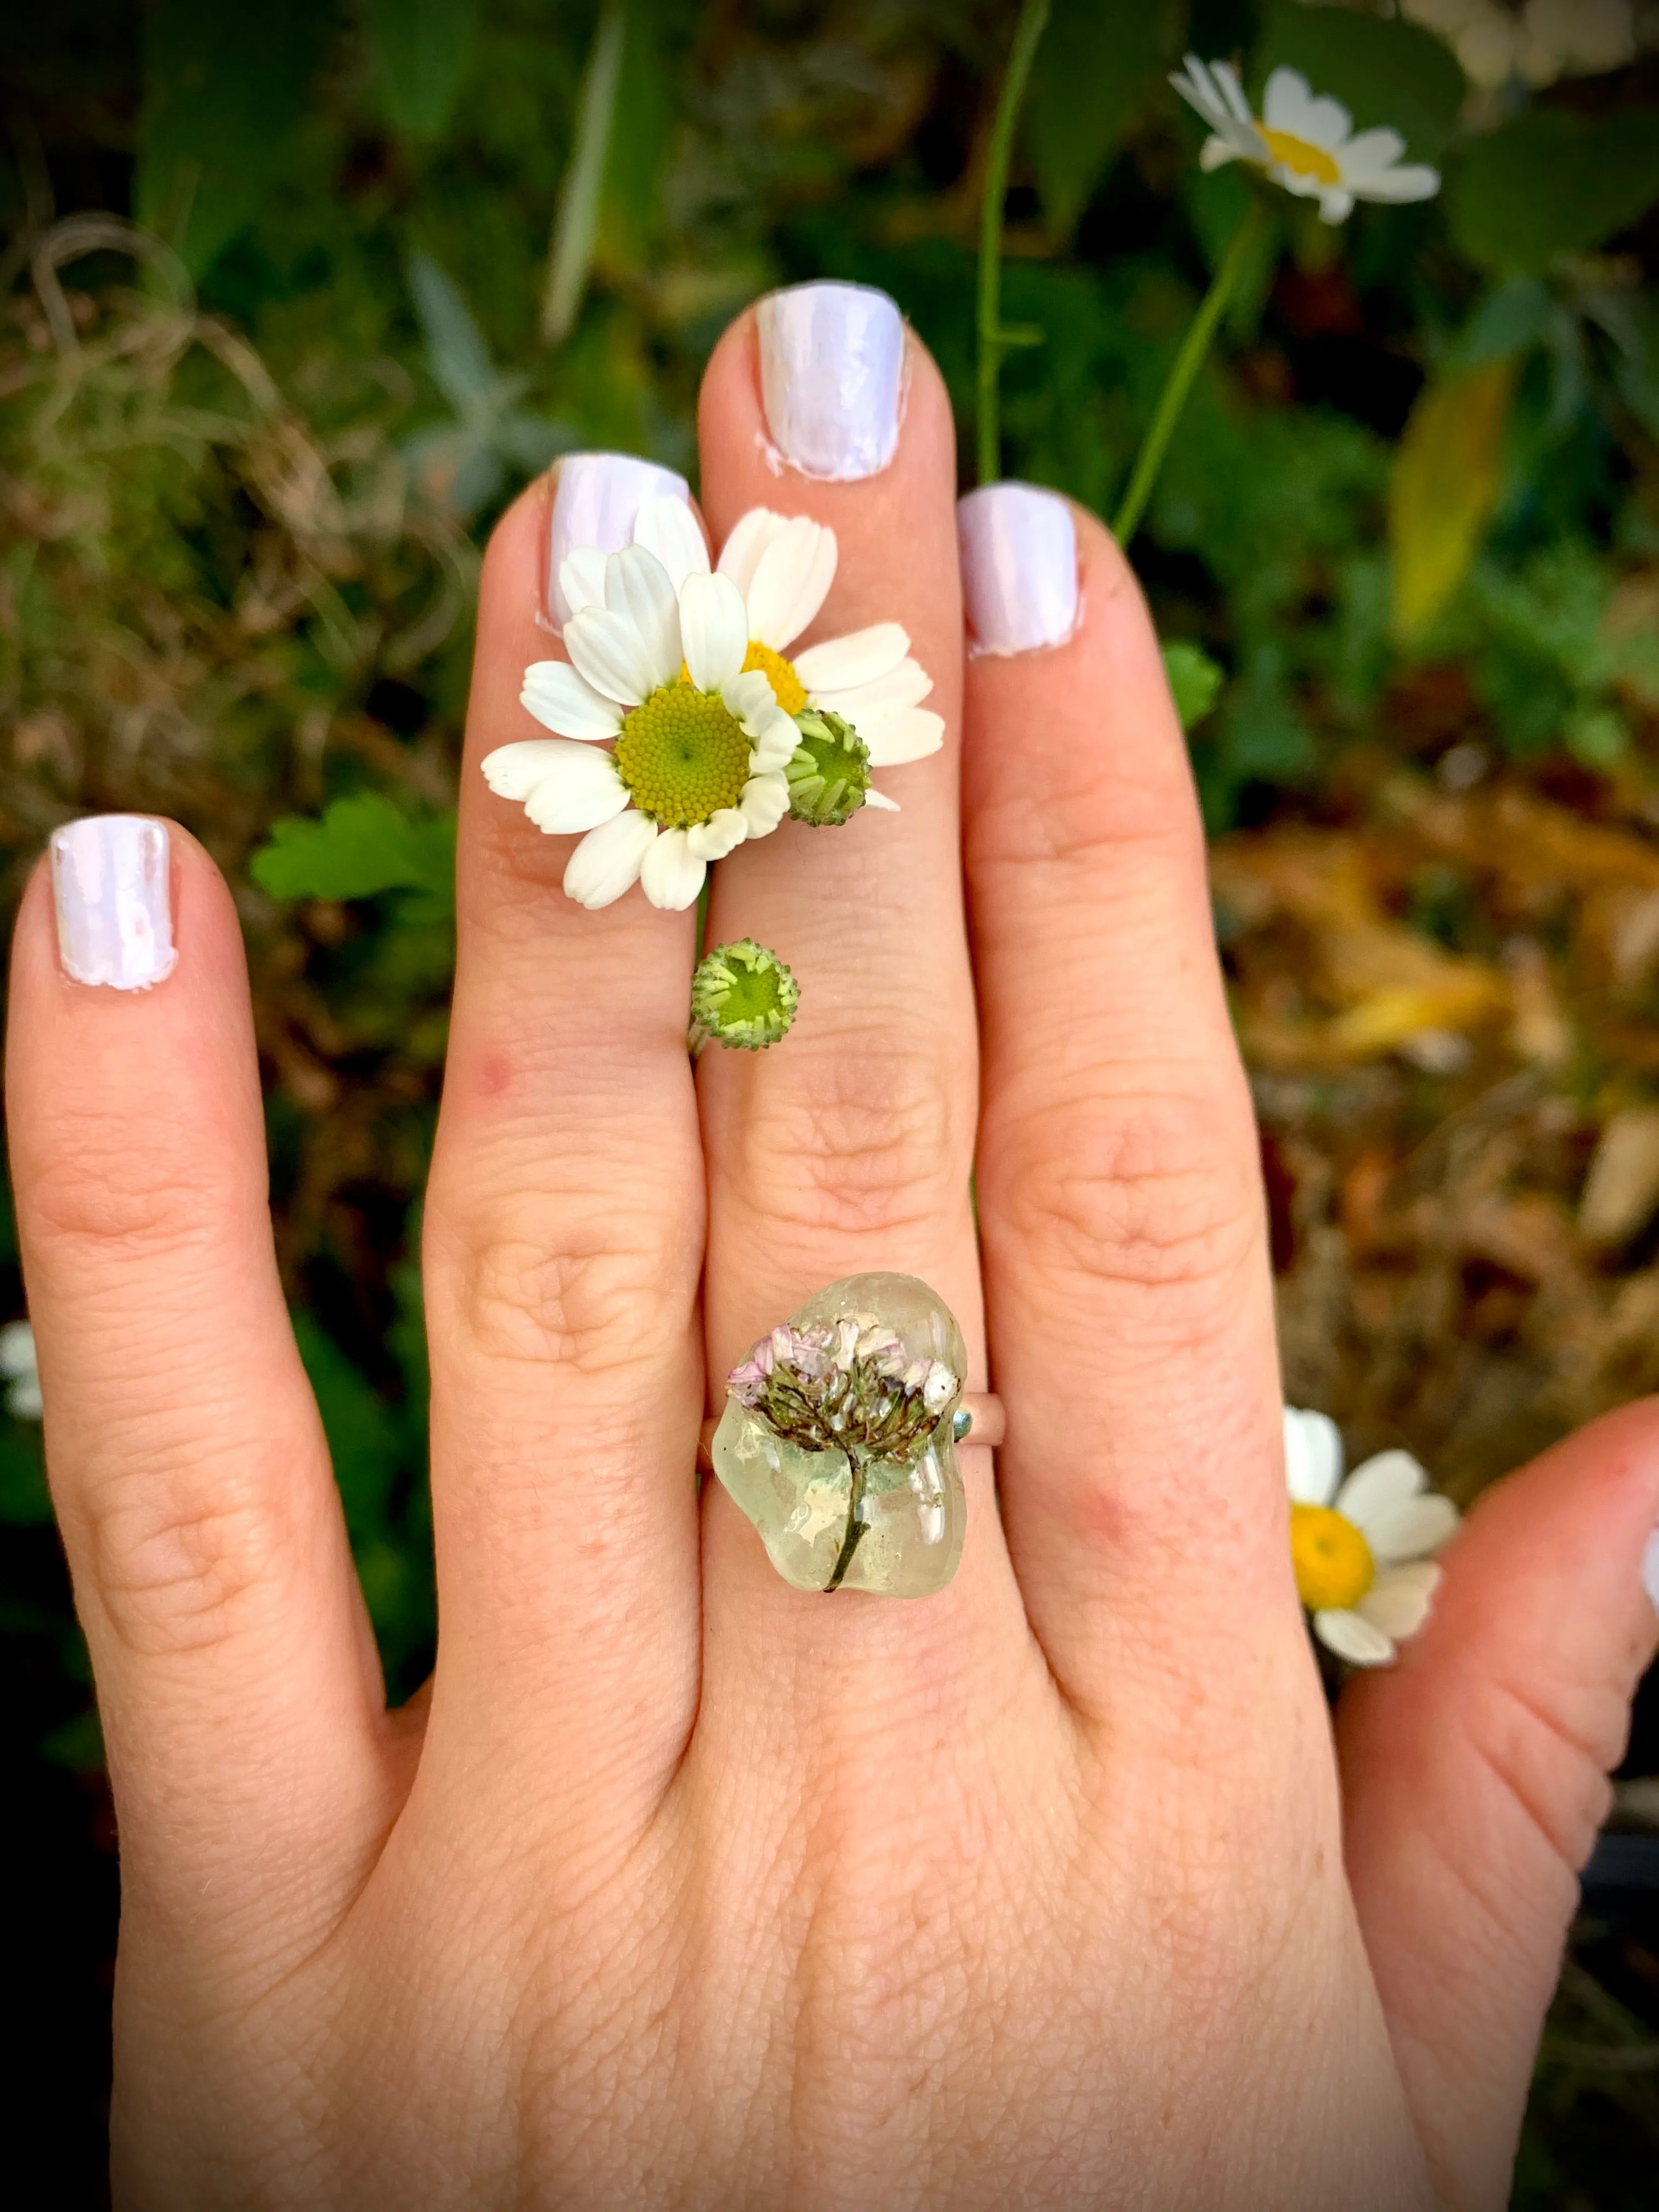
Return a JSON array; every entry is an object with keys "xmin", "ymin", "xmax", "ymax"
[
  {"xmin": 50, "ymin": 816, "xmax": 176, "ymax": 990},
  {"xmin": 755, "ymin": 282, "xmax": 904, "ymax": 482},
  {"xmin": 957, "ymin": 483, "xmax": 1079, "ymax": 657},
  {"xmin": 546, "ymin": 453, "xmax": 692, "ymax": 627}
]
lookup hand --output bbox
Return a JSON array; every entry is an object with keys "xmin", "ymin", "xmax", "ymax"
[{"xmin": 8, "ymin": 293, "xmax": 1657, "ymax": 2212}]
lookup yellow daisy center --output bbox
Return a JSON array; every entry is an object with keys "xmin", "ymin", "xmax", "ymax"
[
  {"xmin": 613, "ymin": 681, "xmax": 751, "ymax": 829},
  {"xmin": 743, "ymin": 639, "xmax": 808, "ymax": 717},
  {"xmin": 1290, "ymin": 1504, "xmax": 1374, "ymax": 1612},
  {"xmin": 1260, "ymin": 129, "xmax": 1341, "ymax": 186}
]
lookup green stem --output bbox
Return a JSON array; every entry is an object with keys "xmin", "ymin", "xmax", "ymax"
[
  {"xmin": 1112, "ymin": 198, "xmax": 1270, "ymax": 549},
  {"xmin": 976, "ymin": 0, "xmax": 1051, "ymax": 487},
  {"xmin": 823, "ymin": 1446, "xmax": 868, "ymax": 1593}
]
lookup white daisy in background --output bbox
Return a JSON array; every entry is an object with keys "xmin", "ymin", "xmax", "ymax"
[
  {"xmin": 1171, "ymin": 56, "xmax": 1442, "ymax": 224},
  {"xmin": 1283, "ymin": 1404, "xmax": 1459, "ymax": 1666},
  {"xmin": 485, "ymin": 543, "xmax": 799, "ymax": 911},
  {"xmin": 561, "ymin": 496, "xmax": 944, "ymax": 812},
  {"xmin": 1, "ymin": 1319, "xmax": 42, "ymax": 1420}
]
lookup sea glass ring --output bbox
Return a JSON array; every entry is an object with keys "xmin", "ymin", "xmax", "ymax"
[{"xmin": 702, "ymin": 1273, "xmax": 1000, "ymax": 1599}]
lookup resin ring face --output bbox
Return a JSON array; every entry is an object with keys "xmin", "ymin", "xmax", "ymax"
[{"xmin": 707, "ymin": 1273, "xmax": 995, "ymax": 1598}]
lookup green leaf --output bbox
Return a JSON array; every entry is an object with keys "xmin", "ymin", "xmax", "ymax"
[
  {"xmin": 136, "ymin": 0, "xmax": 332, "ymax": 277},
  {"xmin": 250, "ymin": 794, "xmax": 456, "ymax": 919},
  {"xmin": 1026, "ymin": 0, "xmax": 1164, "ymax": 241},
  {"xmin": 364, "ymin": 0, "xmax": 477, "ymax": 140},
  {"xmin": 408, "ymin": 252, "xmax": 499, "ymax": 416},
  {"xmin": 1163, "ymin": 641, "xmax": 1224, "ymax": 730},
  {"xmin": 1256, "ymin": 1, "xmax": 1464, "ymax": 163},
  {"xmin": 1389, "ymin": 359, "xmax": 1518, "ymax": 641},
  {"xmin": 1449, "ymin": 110, "xmax": 1659, "ymax": 276},
  {"xmin": 541, "ymin": 0, "xmax": 628, "ymax": 343},
  {"xmin": 292, "ymin": 1314, "xmax": 401, "ymax": 1548}
]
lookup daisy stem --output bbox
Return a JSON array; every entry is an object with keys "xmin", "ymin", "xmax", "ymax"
[
  {"xmin": 823, "ymin": 1445, "xmax": 868, "ymax": 1593},
  {"xmin": 1112, "ymin": 198, "xmax": 1271, "ymax": 549},
  {"xmin": 975, "ymin": 0, "xmax": 1051, "ymax": 487}
]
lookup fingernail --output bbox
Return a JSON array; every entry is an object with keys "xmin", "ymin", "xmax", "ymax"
[
  {"xmin": 50, "ymin": 816, "xmax": 176, "ymax": 991},
  {"xmin": 755, "ymin": 281, "xmax": 904, "ymax": 481},
  {"xmin": 1643, "ymin": 1525, "xmax": 1659, "ymax": 1614},
  {"xmin": 547, "ymin": 453, "xmax": 691, "ymax": 626},
  {"xmin": 957, "ymin": 483, "xmax": 1079, "ymax": 657}
]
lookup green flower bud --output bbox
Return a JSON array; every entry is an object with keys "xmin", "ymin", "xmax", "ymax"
[
  {"xmin": 690, "ymin": 938, "xmax": 800, "ymax": 1052},
  {"xmin": 785, "ymin": 708, "xmax": 871, "ymax": 827}
]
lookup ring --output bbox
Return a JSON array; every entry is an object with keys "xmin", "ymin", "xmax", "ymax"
[{"xmin": 702, "ymin": 1272, "xmax": 996, "ymax": 1599}]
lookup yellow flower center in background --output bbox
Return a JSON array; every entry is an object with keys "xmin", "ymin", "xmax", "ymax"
[
  {"xmin": 743, "ymin": 639, "xmax": 808, "ymax": 717},
  {"xmin": 1261, "ymin": 129, "xmax": 1341, "ymax": 185},
  {"xmin": 1290, "ymin": 1504, "xmax": 1373, "ymax": 1611},
  {"xmin": 614, "ymin": 683, "xmax": 752, "ymax": 828}
]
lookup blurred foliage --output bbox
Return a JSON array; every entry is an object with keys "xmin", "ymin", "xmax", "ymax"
[{"xmin": 3, "ymin": 0, "xmax": 1659, "ymax": 2199}]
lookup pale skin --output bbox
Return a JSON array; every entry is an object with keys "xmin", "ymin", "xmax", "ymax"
[{"xmin": 7, "ymin": 313, "xmax": 1658, "ymax": 2212}]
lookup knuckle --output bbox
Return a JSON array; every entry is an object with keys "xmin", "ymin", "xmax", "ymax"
[
  {"xmin": 1464, "ymin": 1675, "xmax": 1626, "ymax": 1877},
  {"xmin": 23, "ymin": 1105, "xmax": 240, "ymax": 1266},
  {"xmin": 84, "ymin": 1446, "xmax": 298, "ymax": 1661},
  {"xmin": 729, "ymin": 1043, "xmax": 969, "ymax": 1242},
  {"xmin": 428, "ymin": 1198, "xmax": 693, "ymax": 1374},
  {"xmin": 994, "ymin": 1089, "xmax": 1263, "ymax": 1303}
]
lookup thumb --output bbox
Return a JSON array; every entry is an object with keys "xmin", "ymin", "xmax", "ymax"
[{"xmin": 1336, "ymin": 1401, "xmax": 1659, "ymax": 2212}]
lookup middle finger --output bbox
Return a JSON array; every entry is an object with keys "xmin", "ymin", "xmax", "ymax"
[{"xmin": 695, "ymin": 289, "xmax": 1013, "ymax": 1646}]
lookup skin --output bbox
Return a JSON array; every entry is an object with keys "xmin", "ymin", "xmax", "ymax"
[{"xmin": 6, "ymin": 313, "xmax": 1657, "ymax": 2212}]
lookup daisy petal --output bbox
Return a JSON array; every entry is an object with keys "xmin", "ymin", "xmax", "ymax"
[
  {"xmin": 722, "ymin": 667, "xmax": 785, "ymax": 729},
  {"xmin": 814, "ymin": 656, "xmax": 933, "ymax": 719},
  {"xmin": 680, "ymin": 571, "xmax": 750, "ymax": 692},
  {"xmin": 639, "ymin": 826, "xmax": 706, "ymax": 910},
  {"xmin": 1356, "ymin": 1562, "xmax": 1441, "ymax": 1643},
  {"xmin": 1353, "ymin": 164, "xmax": 1440, "ymax": 205},
  {"xmin": 747, "ymin": 716, "xmax": 800, "ymax": 776},
  {"xmin": 746, "ymin": 515, "xmax": 838, "ymax": 650},
  {"xmin": 564, "ymin": 605, "xmax": 660, "ymax": 707},
  {"xmin": 1283, "ymin": 1406, "xmax": 1343, "ymax": 1507},
  {"xmin": 563, "ymin": 810, "xmax": 656, "ymax": 908},
  {"xmin": 1211, "ymin": 58, "xmax": 1255, "ymax": 127},
  {"xmin": 1339, "ymin": 127, "xmax": 1406, "ymax": 179},
  {"xmin": 1335, "ymin": 1449, "xmax": 1426, "ymax": 1537},
  {"xmin": 1365, "ymin": 1494, "xmax": 1459, "ymax": 1571},
  {"xmin": 1200, "ymin": 137, "xmax": 1244, "ymax": 171},
  {"xmin": 484, "ymin": 737, "xmax": 594, "ymax": 801},
  {"xmin": 1312, "ymin": 1607, "xmax": 1396, "ymax": 1667},
  {"xmin": 519, "ymin": 743, "xmax": 629, "ymax": 835},
  {"xmin": 1316, "ymin": 188, "xmax": 1355, "ymax": 225},
  {"xmin": 518, "ymin": 662, "xmax": 624, "ymax": 742},
  {"xmin": 859, "ymin": 706, "xmax": 945, "ymax": 766},
  {"xmin": 717, "ymin": 507, "xmax": 789, "ymax": 600},
  {"xmin": 558, "ymin": 546, "xmax": 608, "ymax": 619},
  {"xmin": 863, "ymin": 786, "xmax": 901, "ymax": 812},
  {"xmin": 792, "ymin": 621, "xmax": 910, "ymax": 692},
  {"xmin": 737, "ymin": 771, "xmax": 791, "ymax": 836},
  {"xmin": 605, "ymin": 543, "xmax": 682, "ymax": 691},
  {"xmin": 633, "ymin": 494, "xmax": 710, "ymax": 591},
  {"xmin": 1263, "ymin": 67, "xmax": 1349, "ymax": 151},
  {"xmin": 686, "ymin": 808, "xmax": 748, "ymax": 862}
]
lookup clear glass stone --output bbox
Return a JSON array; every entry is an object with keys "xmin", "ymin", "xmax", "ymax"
[{"xmin": 710, "ymin": 1272, "xmax": 968, "ymax": 1598}]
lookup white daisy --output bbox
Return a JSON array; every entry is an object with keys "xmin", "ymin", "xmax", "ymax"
[
  {"xmin": 0, "ymin": 1319, "xmax": 42, "ymax": 1420},
  {"xmin": 1283, "ymin": 1404, "xmax": 1459, "ymax": 1666},
  {"xmin": 1171, "ymin": 57, "xmax": 1441, "ymax": 224},
  {"xmin": 484, "ymin": 543, "xmax": 799, "ymax": 911},
  {"xmin": 561, "ymin": 496, "xmax": 945, "ymax": 814}
]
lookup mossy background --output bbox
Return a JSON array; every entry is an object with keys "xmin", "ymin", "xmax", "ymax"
[{"xmin": 2, "ymin": 1, "xmax": 1658, "ymax": 2200}]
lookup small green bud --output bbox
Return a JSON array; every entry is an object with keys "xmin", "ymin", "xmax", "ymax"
[
  {"xmin": 690, "ymin": 938, "xmax": 800, "ymax": 1052},
  {"xmin": 785, "ymin": 708, "xmax": 871, "ymax": 827}
]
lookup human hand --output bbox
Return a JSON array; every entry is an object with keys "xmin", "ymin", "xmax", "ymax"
[{"xmin": 8, "ymin": 289, "xmax": 1657, "ymax": 2211}]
